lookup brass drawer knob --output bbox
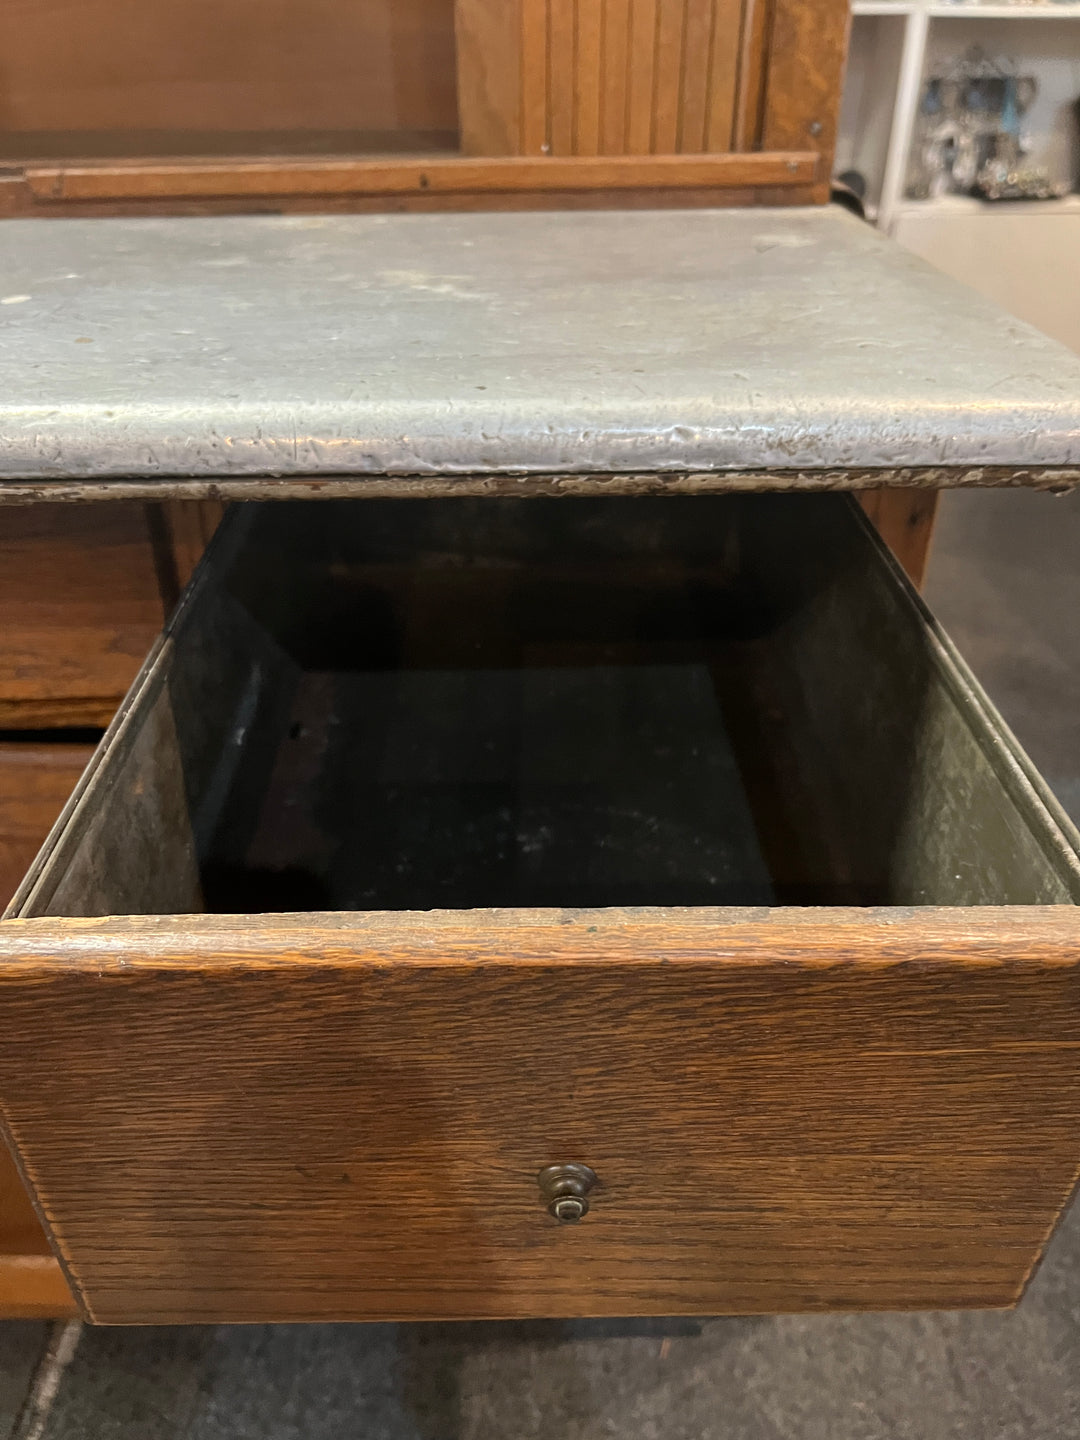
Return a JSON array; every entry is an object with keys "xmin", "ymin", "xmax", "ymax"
[{"xmin": 538, "ymin": 1163, "xmax": 597, "ymax": 1222}]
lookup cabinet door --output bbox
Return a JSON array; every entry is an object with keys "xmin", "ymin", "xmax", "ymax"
[
  {"xmin": 0, "ymin": 0, "xmax": 846, "ymax": 211},
  {"xmin": 457, "ymin": 0, "xmax": 847, "ymax": 201}
]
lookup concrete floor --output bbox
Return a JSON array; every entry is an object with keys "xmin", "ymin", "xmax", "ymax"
[{"xmin": 2, "ymin": 485, "xmax": 1079, "ymax": 1440}]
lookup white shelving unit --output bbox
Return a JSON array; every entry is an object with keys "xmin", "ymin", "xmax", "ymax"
[
  {"xmin": 837, "ymin": 0, "xmax": 1080, "ymax": 348},
  {"xmin": 841, "ymin": 0, "xmax": 1080, "ymax": 225}
]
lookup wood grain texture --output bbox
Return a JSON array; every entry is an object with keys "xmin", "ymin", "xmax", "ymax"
[
  {"xmin": 2, "ymin": 1064, "xmax": 74, "ymax": 1320},
  {"xmin": 0, "ymin": 1142, "xmax": 75, "ymax": 1318},
  {"xmin": 685, "ymin": 0, "xmax": 720, "ymax": 152},
  {"xmin": 2, "ymin": 907, "xmax": 1080, "ymax": 1323},
  {"xmin": 565, "ymin": 0, "xmax": 746, "ymax": 156},
  {"xmin": 457, "ymin": 0, "xmax": 765, "ymax": 162},
  {"xmin": 859, "ymin": 489, "xmax": 940, "ymax": 590},
  {"xmin": 711, "ymin": 5, "xmax": 751, "ymax": 154},
  {"xmin": 0, "ymin": 174, "xmax": 820, "ymax": 218},
  {"xmin": 731, "ymin": 0, "xmax": 768, "ymax": 149},
  {"xmin": 0, "ymin": 0, "xmax": 457, "ymax": 152},
  {"xmin": 3, "ymin": 495, "xmax": 1079, "ymax": 1324},
  {"xmin": 760, "ymin": 0, "xmax": 849, "ymax": 201},
  {"xmin": 549, "ymin": 0, "xmax": 578, "ymax": 156},
  {"xmin": 21, "ymin": 150, "xmax": 817, "ymax": 204},
  {"xmin": 0, "ymin": 0, "xmax": 848, "ymax": 213},
  {"xmin": 0, "ymin": 744, "xmax": 95, "ymax": 912},
  {"xmin": 521, "ymin": 0, "xmax": 551, "ymax": 153},
  {"xmin": 1, "ymin": 1135, "xmax": 55, "ymax": 1261},
  {"xmin": 0, "ymin": 506, "xmax": 167, "ymax": 729},
  {"xmin": 574, "ymin": 0, "xmax": 604, "ymax": 153},
  {"xmin": 653, "ymin": 0, "xmax": 685, "ymax": 153},
  {"xmin": 0, "ymin": 504, "xmax": 224, "ymax": 728},
  {"xmin": 625, "ymin": 0, "xmax": 659, "ymax": 154},
  {"xmin": 455, "ymin": 0, "xmax": 522, "ymax": 154},
  {"xmin": 600, "ymin": 0, "xmax": 633, "ymax": 153},
  {"xmin": 0, "ymin": 1256, "xmax": 76, "ymax": 1319},
  {"xmin": 150, "ymin": 500, "xmax": 228, "ymax": 609}
]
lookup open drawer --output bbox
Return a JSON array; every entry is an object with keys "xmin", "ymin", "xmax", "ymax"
[{"xmin": 2, "ymin": 491, "xmax": 1080, "ymax": 1325}]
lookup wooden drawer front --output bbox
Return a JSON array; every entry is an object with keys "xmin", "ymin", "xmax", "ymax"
[
  {"xmin": 4, "ymin": 910, "xmax": 1080, "ymax": 1324},
  {"xmin": 2, "ymin": 494, "xmax": 1079, "ymax": 1324}
]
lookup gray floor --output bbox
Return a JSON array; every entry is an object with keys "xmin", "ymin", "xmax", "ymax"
[{"xmin": 2, "ymin": 485, "xmax": 1079, "ymax": 1440}]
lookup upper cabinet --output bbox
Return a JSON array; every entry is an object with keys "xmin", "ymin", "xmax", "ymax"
[{"xmin": 0, "ymin": 0, "xmax": 849, "ymax": 214}]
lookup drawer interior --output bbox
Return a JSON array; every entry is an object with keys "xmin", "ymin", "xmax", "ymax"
[{"xmin": 17, "ymin": 493, "xmax": 1080, "ymax": 919}]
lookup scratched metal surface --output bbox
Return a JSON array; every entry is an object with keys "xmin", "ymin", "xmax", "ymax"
[{"xmin": 1, "ymin": 205, "xmax": 1079, "ymax": 483}]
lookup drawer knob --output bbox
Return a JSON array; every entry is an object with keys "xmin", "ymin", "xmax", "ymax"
[{"xmin": 538, "ymin": 1163, "xmax": 597, "ymax": 1223}]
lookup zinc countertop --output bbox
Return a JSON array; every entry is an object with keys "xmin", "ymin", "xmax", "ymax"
[{"xmin": 0, "ymin": 204, "xmax": 1078, "ymax": 488}]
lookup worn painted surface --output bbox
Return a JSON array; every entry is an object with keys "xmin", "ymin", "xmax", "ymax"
[
  {"xmin": 0, "ymin": 467, "xmax": 1078, "ymax": 505},
  {"xmin": 0, "ymin": 207, "xmax": 1079, "ymax": 485}
]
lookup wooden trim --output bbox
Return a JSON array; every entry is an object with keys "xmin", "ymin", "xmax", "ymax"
[
  {"xmin": 0, "ymin": 698, "xmax": 117, "ymax": 727},
  {"xmin": 147, "ymin": 500, "xmax": 227, "ymax": 609},
  {"xmin": 0, "ymin": 1256, "xmax": 77, "ymax": 1319},
  {"xmin": 520, "ymin": 0, "xmax": 550, "ymax": 152},
  {"xmin": 732, "ymin": 0, "xmax": 771, "ymax": 150},
  {"xmin": 3, "ymin": 903, "xmax": 1080, "ymax": 972},
  {"xmin": 759, "ymin": 0, "xmax": 849, "ymax": 199},
  {"xmin": 600, "ymin": 0, "xmax": 632, "ymax": 154},
  {"xmin": 858, "ymin": 488, "xmax": 940, "ymax": 590},
  {"xmin": 457, "ymin": 0, "xmax": 751, "ymax": 161},
  {"xmin": 0, "ymin": 742, "xmax": 97, "ymax": 911},
  {"xmin": 0, "ymin": 502, "xmax": 222, "ymax": 730},
  {"xmin": 1, "ymin": 1133, "xmax": 76, "ymax": 1319},
  {"xmin": 0, "ymin": 181, "xmax": 821, "ymax": 219},
  {"xmin": 0, "ymin": 503, "xmax": 172, "ymax": 731},
  {"xmin": 0, "ymin": 467, "xmax": 1076, "ymax": 507},
  {"xmin": 455, "ymin": 0, "xmax": 524, "ymax": 154},
  {"xmin": 21, "ymin": 150, "xmax": 818, "ymax": 203}
]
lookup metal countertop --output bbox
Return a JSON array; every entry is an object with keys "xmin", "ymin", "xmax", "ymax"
[{"xmin": 1, "ymin": 204, "xmax": 1078, "ymax": 485}]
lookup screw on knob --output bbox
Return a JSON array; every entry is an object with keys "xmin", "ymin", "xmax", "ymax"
[
  {"xmin": 551, "ymin": 1196, "xmax": 586, "ymax": 1223},
  {"xmin": 538, "ymin": 1163, "xmax": 597, "ymax": 1223}
]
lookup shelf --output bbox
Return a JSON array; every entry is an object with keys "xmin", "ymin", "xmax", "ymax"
[
  {"xmin": 844, "ymin": 0, "xmax": 1080, "ymax": 228},
  {"xmin": 853, "ymin": 0, "xmax": 1080, "ymax": 14},
  {"xmin": 929, "ymin": 3, "xmax": 1080, "ymax": 16},
  {"xmin": 896, "ymin": 192, "xmax": 1080, "ymax": 216}
]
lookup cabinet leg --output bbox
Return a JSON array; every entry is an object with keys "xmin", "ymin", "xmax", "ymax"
[{"xmin": 858, "ymin": 489, "xmax": 940, "ymax": 590}]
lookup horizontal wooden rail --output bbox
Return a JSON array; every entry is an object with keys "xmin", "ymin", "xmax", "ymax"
[
  {"xmin": 23, "ymin": 150, "xmax": 820, "ymax": 203},
  {"xmin": 0, "ymin": 1254, "xmax": 77, "ymax": 1318}
]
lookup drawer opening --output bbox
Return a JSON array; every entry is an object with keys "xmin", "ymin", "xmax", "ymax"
[{"xmin": 19, "ymin": 494, "xmax": 1080, "ymax": 919}]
